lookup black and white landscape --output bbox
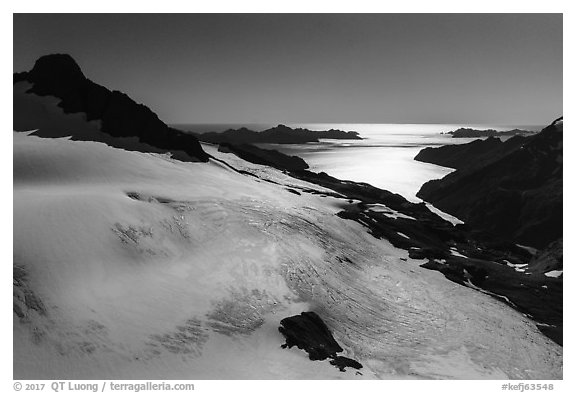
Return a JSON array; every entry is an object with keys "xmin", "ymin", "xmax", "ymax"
[{"xmin": 13, "ymin": 14, "xmax": 562, "ymax": 380}]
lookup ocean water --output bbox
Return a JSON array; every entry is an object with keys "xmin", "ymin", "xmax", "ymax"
[{"xmin": 174, "ymin": 123, "xmax": 542, "ymax": 202}]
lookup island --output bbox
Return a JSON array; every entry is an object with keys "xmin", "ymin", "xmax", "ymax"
[
  {"xmin": 446, "ymin": 127, "xmax": 536, "ymax": 138},
  {"xmin": 196, "ymin": 124, "xmax": 362, "ymax": 144}
]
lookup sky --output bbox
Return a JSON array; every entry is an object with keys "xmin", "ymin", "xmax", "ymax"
[{"xmin": 13, "ymin": 13, "xmax": 562, "ymax": 125}]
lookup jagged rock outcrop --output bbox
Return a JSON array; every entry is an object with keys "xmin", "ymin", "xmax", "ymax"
[
  {"xmin": 279, "ymin": 311, "xmax": 363, "ymax": 372},
  {"xmin": 416, "ymin": 117, "xmax": 562, "ymax": 249},
  {"xmin": 198, "ymin": 124, "xmax": 362, "ymax": 144},
  {"xmin": 14, "ymin": 54, "xmax": 209, "ymax": 162}
]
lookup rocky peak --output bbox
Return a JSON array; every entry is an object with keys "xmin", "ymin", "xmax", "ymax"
[
  {"xmin": 22, "ymin": 54, "xmax": 87, "ymax": 97},
  {"xmin": 30, "ymin": 54, "xmax": 86, "ymax": 81},
  {"xmin": 14, "ymin": 53, "xmax": 209, "ymax": 162},
  {"xmin": 551, "ymin": 116, "xmax": 563, "ymax": 131}
]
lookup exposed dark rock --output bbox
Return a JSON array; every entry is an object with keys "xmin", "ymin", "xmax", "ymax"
[
  {"xmin": 447, "ymin": 127, "xmax": 535, "ymax": 138},
  {"xmin": 217, "ymin": 143, "xmax": 309, "ymax": 171},
  {"xmin": 198, "ymin": 124, "xmax": 362, "ymax": 144},
  {"xmin": 279, "ymin": 311, "xmax": 363, "ymax": 371},
  {"xmin": 286, "ymin": 188, "xmax": 301, "ymax": 195},
  {"xmin": 529, "ymin": 238, "xmax": 563, "ymax": 274},
  {"xmin": 417, "ymin": 117, "xmax": 562, "ymax": 249},
  {"xmin": 279, "ymin": 312, "xmax": 343, "ymax": 360},
  {"xmin": 14, "ymin": 54, "xmax": 209, "ymax": 162},
  {"xmin": 415, "ymin": 136, "xmax": 526, "ymax": 170},
  {"xmin": 330, "ymin": 356, "xmax": 363, "ymax": 372}
]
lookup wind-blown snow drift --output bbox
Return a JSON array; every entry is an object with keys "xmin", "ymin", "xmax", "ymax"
[{"xmin": 13, "ymin": 131, "xmax": 562, "ymax": 379}]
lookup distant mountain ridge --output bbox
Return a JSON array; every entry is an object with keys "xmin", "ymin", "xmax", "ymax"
[
  {"xmin": 447, "ymin": 127, "xmax": 535, "ymax": 138},
  {"xmin": 14, "ymin": 54, "xmax": 209, "ymax": 162},
  {"xmin": 417, "ymin": 117, "xmax": 562, "ymax": 249},
  {"xmin": 415, "ymin": 135, "xmax": 528, "ymax": 170},
  {"xmin": 197, "ymin": 124, "xmax": 362, "ymax": 144}
]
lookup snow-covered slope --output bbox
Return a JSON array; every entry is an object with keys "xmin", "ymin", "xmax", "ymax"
[{"xmin": 13, "ymin": 132, "xmax": 562, "ymax": 379}]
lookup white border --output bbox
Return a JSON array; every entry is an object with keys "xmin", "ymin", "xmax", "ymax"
[{"xmin": 4, "ymin": 3, "xmax": 572, "ymax": 392}]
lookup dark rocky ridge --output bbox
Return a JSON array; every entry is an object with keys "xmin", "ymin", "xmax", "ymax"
[
  {"xmin": 416, "ymin": 118, "xmax": 562, "ymax": 249},
  {"xmin": 415, "ymin": 136, "xmax": 527, "ymax": 170},
  {"xmin": 14, "ymin": 54, "xmax": 209, "ymax": 162},
  {"xmin": 217, "ymin": 143, "xmax": 309, "ymax": 171},
  {"xmin": 279, "ymin": 312, "xmax": 363, "ymax": 372},
  {"xmin": 197, "ymin": 124, "xmax": 362, "ymax": 144},
  {"xmin": 447, "ymin": 127, "xmax": 535, "ymax": 138}
]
